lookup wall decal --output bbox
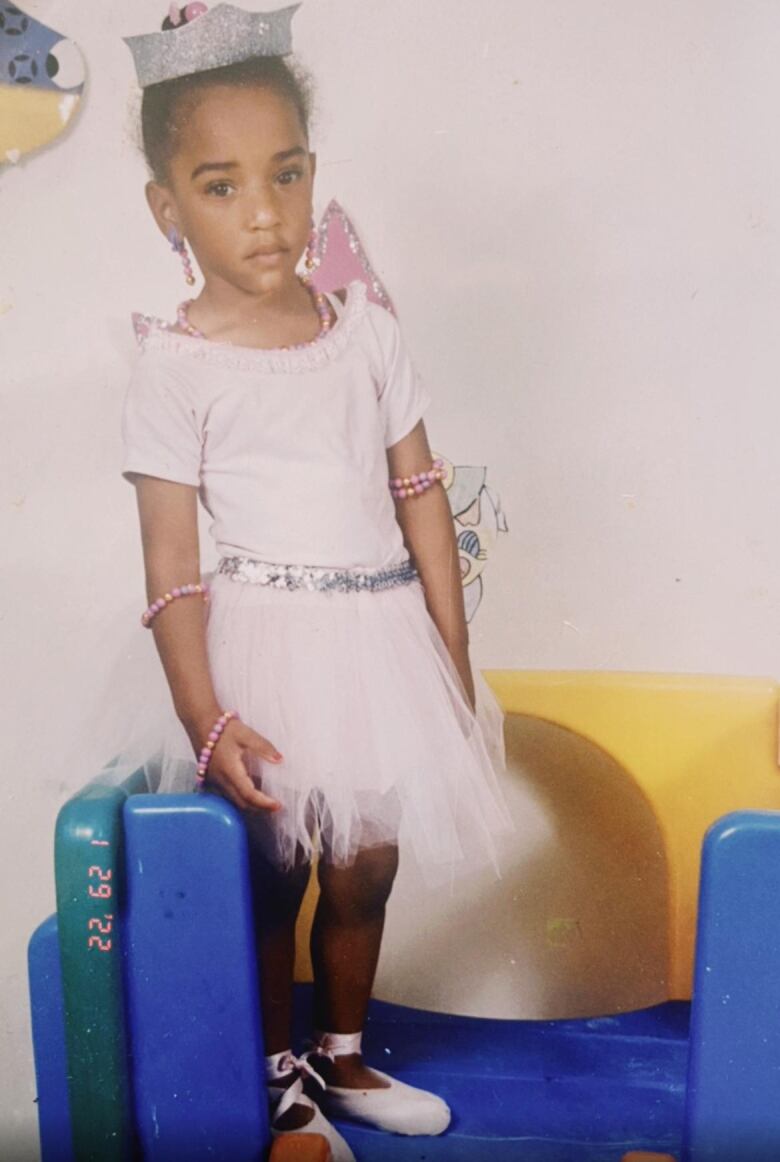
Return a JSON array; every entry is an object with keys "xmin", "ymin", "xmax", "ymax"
[
  {"xmin": 0, "ymin": 3, "xmax": 85, "ymax": 165},
  {"xmin": 436, "ymin": 455, "xmax": 508, "ymax": 621}
]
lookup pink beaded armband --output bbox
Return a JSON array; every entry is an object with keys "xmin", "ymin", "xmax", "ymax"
[
  {"xmin": 141, "ymin": 582, "xmax": 209, "ymax": 627},
  {"xmin": 195, "ymin": 710, "xmax": 239, "ymax": 782},
  {"xmin": 390, "ymin": 459, "xmax": 445, "ymax": 500}
]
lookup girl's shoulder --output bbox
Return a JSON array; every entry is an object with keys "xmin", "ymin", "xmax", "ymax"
[
  {"xmin": 128, "ymin": 281, "xmax": 390, "ymax": 376},
  {"xmin": 131, "ymin": 310, "xmax": 192, "ymax": 346}
]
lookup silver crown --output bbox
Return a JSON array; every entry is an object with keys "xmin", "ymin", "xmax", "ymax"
[{"xmin": 123, "ymin": 3, "xmax": 301, "ymax": 88}]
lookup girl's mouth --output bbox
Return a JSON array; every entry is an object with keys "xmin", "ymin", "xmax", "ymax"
[{"xmin": 246, "ymin": 247, "xmax": 287, "ymax": 265}]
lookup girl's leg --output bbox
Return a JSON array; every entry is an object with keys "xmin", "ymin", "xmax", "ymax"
[
  {"xmin": 247, "ymin": 841, "xmax": 311, "ymax": 1054},
  {"xmin": 239, "ymin": 803, "xmax": 361, "ymax": 1157},
  {"xmin": 247, "ymin": 842, "xmax": 316, "ymax": 1131},
  {"xmin": 310, "ymin": 842, "xmax": 399, "ymax": 1088},
  {"xmin": 309, "ymin": 837, "xmax": 451, "ymax": 1137}
]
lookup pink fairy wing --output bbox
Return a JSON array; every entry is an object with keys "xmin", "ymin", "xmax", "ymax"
[{"xmin": 310, "ymin": 200, "xmax": 396, "ymax": 316}]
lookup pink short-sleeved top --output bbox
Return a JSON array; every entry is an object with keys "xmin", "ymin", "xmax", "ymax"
[{"xmin": 121, "ymin": 281, "xmax": 431, "ymax": 570}]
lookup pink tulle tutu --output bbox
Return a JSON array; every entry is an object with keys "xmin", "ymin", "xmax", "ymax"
[{"xmin": 95, "ymin": 570, "xmax": 512, "ymax": 882}]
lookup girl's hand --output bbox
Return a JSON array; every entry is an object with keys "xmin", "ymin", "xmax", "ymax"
[{"xmin": 203, "ymin": 718, "xmax": 284, "ymax": 813}]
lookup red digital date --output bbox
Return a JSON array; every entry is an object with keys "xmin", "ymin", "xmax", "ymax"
[
  {"xmin": 87, "ymin": 914, "xmax": 114, "ymax": 953},
  {"xmin": 88, "ymin": 865, "xmax": 112, "ymax": 899}
]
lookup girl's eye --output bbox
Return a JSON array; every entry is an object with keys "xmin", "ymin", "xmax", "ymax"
[
  {"xmin": 277, "ymin": 168, "xmax": 303, "ymax": 186},
  {"xmin": 205, "ymin": 181, "xmax": 234, "ymax": 197}
]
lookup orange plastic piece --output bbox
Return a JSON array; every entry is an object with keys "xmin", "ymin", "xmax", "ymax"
[
  {"xmin": 621, "ymin": 1153, "xmax": 677, "ymax": 1162},
  {"xmin": 269, "ymin": 1133, "xmax": 332, "ymax": 1161}
]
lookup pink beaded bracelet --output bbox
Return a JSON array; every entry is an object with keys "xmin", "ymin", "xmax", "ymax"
[
  {"xmin": 390, "ymin": 458, "xmax": 445, "ymax": 500},
  {"xmin": 195, "ymin": 710, "xmax": 239, "ymax": 781},
  {"xmin": 141, "ymin": 582, "xmax": 209, "ymax": 627}
]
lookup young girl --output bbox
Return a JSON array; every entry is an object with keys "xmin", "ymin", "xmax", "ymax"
[{"xmin": 120, "ymin": 4, "xmax": 511, "ymax": 1158}]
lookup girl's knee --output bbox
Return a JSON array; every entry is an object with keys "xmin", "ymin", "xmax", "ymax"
[
  {"xmin": 249, "ymin": 848, "xmax": 312, "ymax": 926},
  {"xmin": 317, "ymin": 843, "xmax": 399, "ymax": 921}
]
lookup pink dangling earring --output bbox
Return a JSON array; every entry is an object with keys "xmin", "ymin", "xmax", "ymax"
[
  {"xmin": 302, "ymin": 218, "xmax": 320, "ymax": 279},
  {"xmin": 167, "ymin": 225, "xmax": 196, "ymax": 286}
]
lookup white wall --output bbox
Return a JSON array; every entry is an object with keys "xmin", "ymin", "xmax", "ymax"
[{"xmin": 3, "ymin": 0, "xmax": 779, "ymax": 1154}]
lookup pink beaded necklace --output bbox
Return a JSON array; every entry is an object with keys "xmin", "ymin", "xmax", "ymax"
[{"xmin": 175, "ymin": 275, "xmax": 333, "ymax": 350}]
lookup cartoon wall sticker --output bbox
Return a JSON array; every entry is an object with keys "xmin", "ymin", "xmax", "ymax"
[
  {"xmin": 0, "ymin": 3, "xmax": 85, "ymax": 165},
  {"xmin": 436, "ymin": 455, "xmax": 508, "ymax": 622}
]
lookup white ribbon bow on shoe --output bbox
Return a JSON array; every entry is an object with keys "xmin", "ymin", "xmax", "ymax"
[
  {"xmin": 268, "ymin": 1052, "xmax": 356, "ymax": 1162},
  {"xmin": 270, "ymin": 1051, "xmax": 327, "ymax": 1121}
]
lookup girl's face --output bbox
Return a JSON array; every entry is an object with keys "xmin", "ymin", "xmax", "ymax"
[{"xmin": 148, "ymin": 83, "xmax": 315, "ymax": 296}]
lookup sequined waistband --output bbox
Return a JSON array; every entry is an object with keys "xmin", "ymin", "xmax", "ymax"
[{"xmin": 216, "ymin": 556, "xmax": 419, "ymax": 593}]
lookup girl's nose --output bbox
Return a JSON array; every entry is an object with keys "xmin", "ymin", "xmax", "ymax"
[{"xmin": 247, "ymin": 190, "xmax": 281, "ymax": 230}]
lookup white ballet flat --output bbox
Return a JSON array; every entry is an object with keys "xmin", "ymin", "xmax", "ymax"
[
  {"xmin": 268, "ymin": 1056, "xmax": 356, "ymax": 1162},
  {"xmin": 306, "ymin": 1031, "xmax": 451, "ymax": 1138},
  {"xmin": 320, "ymin": 1067, "xmax": 451, "ymax": 1137}
]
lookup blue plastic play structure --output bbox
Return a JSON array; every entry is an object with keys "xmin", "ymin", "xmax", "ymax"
[{"xmin": 28, "ymin": 774, "xmax": 780, "ymax": 1162}]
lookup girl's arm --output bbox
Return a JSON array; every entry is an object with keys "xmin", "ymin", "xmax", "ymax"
[
  {"xmin": 132, "ymin": 475, "xmax": 283, "ymax": 811},
  {"xmin": 387, "ymin": 421, "xmax": 476, "ymax": 711}
]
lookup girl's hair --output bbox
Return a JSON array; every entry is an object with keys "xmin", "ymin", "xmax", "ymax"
[{"xmin": 140, "ymin": 56, "xmax": 313, "ymax": 183}]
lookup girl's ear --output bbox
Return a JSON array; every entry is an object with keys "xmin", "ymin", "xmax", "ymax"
[
  {"xmin": 145, "ymin": 181, "xmax": 180, "ymax": 239},
  {"xmin": 309, "ymin": 151, "xmax": 317, "ymax": 182}
]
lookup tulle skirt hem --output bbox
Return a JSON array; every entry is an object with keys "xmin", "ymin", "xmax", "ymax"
[{"xmin": 94, "ymin": 572, "xmax": 513, "ymax": 885}]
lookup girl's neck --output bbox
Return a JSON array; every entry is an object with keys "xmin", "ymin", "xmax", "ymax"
[
  {"xmin": 195, "ymin": 273, "xmax": 305, "ymax": 323},
  {"xmin": 180, "ymin": 274, "xmax": 333, "ymax": 351},
  {"xmin": 185, "ymin": 274, "xmax": 327, "ymax": 349}
]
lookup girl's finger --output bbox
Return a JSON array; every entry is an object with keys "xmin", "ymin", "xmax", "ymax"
[
  {"xmin": 205, "ymin": 777, "xmax": 244, "ymax": 813},
  {"xmin": 242, "ymin": 732, "xmax": 283, "ymax": 763},
  {"xmin": 242, "ymin": 785, "xmax": 282, "ymax": 812},
  {"xmin": 211, "ymin": 778, "xmax": 280, "ymax": 814},
  {"xmin": 228, "ymin": 721, "xmax": 283, "ymax": 763},
  {"xmin": 219, "ymin": 761, "xmax": 282, "ymax": 813}
]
